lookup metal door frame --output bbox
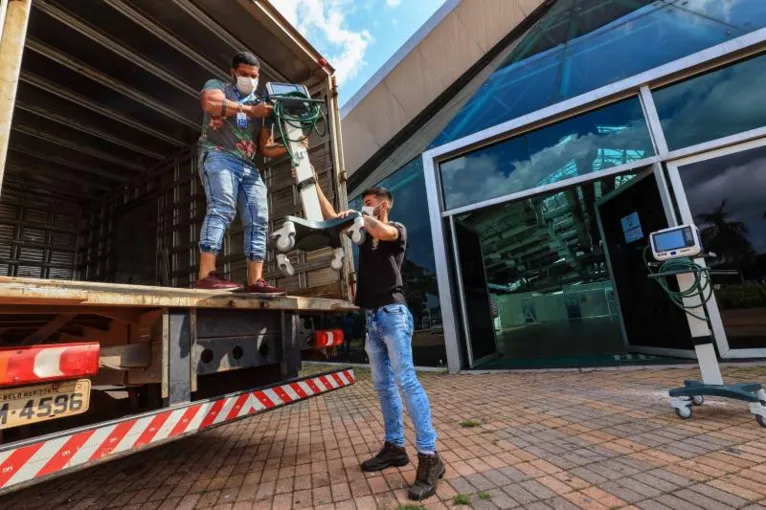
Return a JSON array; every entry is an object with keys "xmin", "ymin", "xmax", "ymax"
[
  {"xmin": 666, "ymin": 136, "xmax": 766, "ymax": 360},
  {"xmin": 595, "ymin": 165, "xmax": 698, "ymax": 359},
  {"xmin": 449, "ymin": 216, "xmax": 499, "ymax": 369}
]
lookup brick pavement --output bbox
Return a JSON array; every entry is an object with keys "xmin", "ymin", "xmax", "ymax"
[{"xmin": 6, "ymin": 365, "xmax": 766, "ymax": 510}]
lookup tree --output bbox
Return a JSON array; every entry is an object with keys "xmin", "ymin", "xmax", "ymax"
[{"xmin": 696, "ymin": 199, "xmax": 755, "ymax": 268}]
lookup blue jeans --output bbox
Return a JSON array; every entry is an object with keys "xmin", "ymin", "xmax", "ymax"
[
  {"xmin": 199, "ymin": 151, "xmax": 268, "ymax": 261},
  {"xmin": 365, "ymin": 304, "xmax": 437, "ymax": 454}
]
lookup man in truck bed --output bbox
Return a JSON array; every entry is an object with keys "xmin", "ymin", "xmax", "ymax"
[
  {"xmin": 312, "ymin": 177, "xmax": 444, "ymax": 501},
  {"xmin": 196, "ymin": 51, "xmax": 292, "ymax": 293}
]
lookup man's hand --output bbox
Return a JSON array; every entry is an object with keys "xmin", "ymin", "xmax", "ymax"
[
  {"xmin": 208, "ymin": 116, "xmax": 225, "ymax": 130},
  {"xmin": 337, "ymin": 210, "xmax": 356, "ymax": 219},
  {"xmin": 247, "ymin": 103, "xmax": 273, "ymax": 118}
]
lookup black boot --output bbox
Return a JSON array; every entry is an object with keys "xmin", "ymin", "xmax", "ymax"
[
  {"xmin": 361, "ymin": 442, "xmax": 410, "ymax": 472},
  {"xmin": 408, "ymin": 452, "xmax": 445, "ymax": 500}
]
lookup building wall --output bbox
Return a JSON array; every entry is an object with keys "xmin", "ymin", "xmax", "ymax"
[{"xmin": 341, "ymin": 0, "xmax": 547, "ymax": 177}]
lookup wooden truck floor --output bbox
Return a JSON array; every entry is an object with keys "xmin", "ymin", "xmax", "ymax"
[{"xmin": 0, "ymin": 277, "xmax": 357, "ymax": 312}]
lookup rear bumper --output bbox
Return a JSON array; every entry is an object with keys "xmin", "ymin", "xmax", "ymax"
[{"xmin": 0, "ymin": 368, "xmax": 355, "ymax": 495}]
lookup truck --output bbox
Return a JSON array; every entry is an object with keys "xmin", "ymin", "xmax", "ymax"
[{"xmin": 0, "ymin": 0, "xmax": 357, "ymax": 495}]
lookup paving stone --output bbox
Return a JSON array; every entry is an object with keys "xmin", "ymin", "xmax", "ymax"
[{"xmin": 3, "ymin": 365, "xmax": 766, "ymax": 510}]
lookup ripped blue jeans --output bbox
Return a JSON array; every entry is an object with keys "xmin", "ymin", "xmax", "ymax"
[
  {"xmin": 199, "ymin": 151, "xmax": 268, "ymax": 261},
  {"xmin": 365, "ymin": 304, "xmax": 438, "ymax": 454}
]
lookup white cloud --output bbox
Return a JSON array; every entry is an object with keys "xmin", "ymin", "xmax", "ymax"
[
  {"xmin": 270, "ymin": 0, "xmax": 373, "ymax": 85},
  {"xmin": 386, "ymin": 0, "xmax": 403, "ymax": 6}
]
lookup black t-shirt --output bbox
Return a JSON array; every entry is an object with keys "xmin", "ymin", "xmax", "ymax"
[{"xmin": 355, "ymin": 222, "xmax": 407, "ymax": 310}]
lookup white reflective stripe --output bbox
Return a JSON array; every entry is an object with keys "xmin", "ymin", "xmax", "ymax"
[
  {"xmin": 263, "ymin": 388, "xmax": 283, "ymax": 405},
  {"xmin": 0, "ymin": 449, "xmax": 14, "ymax": 467},
  {"xmin": 336, "ymin": 371, "xmax": 350, "ymax": 386},
  {"xmin": 32, "ymin": 347, "xmax": 67, "ymax": 379},
  {"xmin": 283, "ymin": 384, "xmax": 300, "ymax": 401},
  {"xmin": 324, "ymin": 376, "xmax": 339, "ymax": 389},
  {"xmin": 187, "ymin": 402, "xmax": 211, "ymax": 432},
  {"xmin": 8, "ymin": 436, "xmax": 69, "ymax": 486},
  {"xmin": 151, "ymin": 408, "xmax": 186, "ymax": 442},
  {"xmin": 325, "ymin": 332, "xmax": 334, "ymax": 347},
  {"xmin": 114, "ymin": 416, "xmax": 153, "ymax": 454},
  {"xmin": 68, "ymin": 424, "xmax": 116, "ymax": 468},
  {"xmin": 237, "ymin": 395, "xmax": 252, "ymax": 418},
  {"xmin": 213, "ymin": 397, "xmax": 237, "ymax": 425},
  {"xmin": 298, "ymin": 381, "xmax": 314, "ymax": 396},
  {"xmin": 242, "ymin": 394, "xmax": 257, "ymax": 415}
]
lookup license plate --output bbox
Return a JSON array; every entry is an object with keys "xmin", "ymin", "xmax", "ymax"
[{"xmin": 0, "ymin": 379, "xmax": 91, "ymax": 430}]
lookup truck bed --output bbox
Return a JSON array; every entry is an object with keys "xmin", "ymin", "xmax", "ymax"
[{"xmin": 0, "ymin": 277, "xmax": 356, "ymax": 312}]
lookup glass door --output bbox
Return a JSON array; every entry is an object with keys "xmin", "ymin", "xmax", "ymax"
[
  {"xmin": 667, "ymin": 139, "xmax": 766, "ymax": 359},
  {"xmin": 596, "ymin": 169, "xmax": 697, "ymax": 358},
  {"xmin": 452, "ymin": 218, "xmax": 497, "ymax": 367}
]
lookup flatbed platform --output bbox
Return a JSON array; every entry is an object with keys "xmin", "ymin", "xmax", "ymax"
[{"xmin": 0, "ymin": 277, "xmax": 356, "ymax": 312}]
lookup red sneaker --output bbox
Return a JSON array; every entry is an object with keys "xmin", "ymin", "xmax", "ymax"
[
  {"xmin": 244, "ymin": 279, "xmax": 286, "ymax": 295},
  {"xmin": 195, "ymin": 272, "xmax": 243, "ymax": 291}
]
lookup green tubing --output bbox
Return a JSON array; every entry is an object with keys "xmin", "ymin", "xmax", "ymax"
[
  {"xmin": 270, "ymin": 92, "xmax": 327, "ymax": 166},
  {"xmin": 643, "ymin": 245, "xmax": 713, "ymax": 321}
]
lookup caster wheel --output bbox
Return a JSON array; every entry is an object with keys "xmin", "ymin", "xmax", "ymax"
[
  {"xmin": 675, "ymin": 406, "xmax": 692, "ymax": 420},
  {"xmin": 692, "ymin": 396, "xmax": 704, "ymax": 406},
  {"xmin": 330, "ymin": 256, "xmax": 343, "ymax": 271},
  {"xmin": 275, "ymin": 234, "xmax": 296, "ymax": 252},
  {"xmin": 757, "ymin": 415, "xmax": 766, "ymax": 428}
]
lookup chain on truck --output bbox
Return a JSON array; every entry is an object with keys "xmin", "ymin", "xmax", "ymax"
[{"xmin": 0, "ymin": 0, "xmax": 359, "ymax": 495}]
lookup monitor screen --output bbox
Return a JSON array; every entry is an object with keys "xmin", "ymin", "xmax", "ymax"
[
  {"xmin": 653, "ymin": 228, "xmax": 689, "ymax": 252},
  {"xmin": 270, "ymin": 83, "xmax": 304, "ymax": 95}
]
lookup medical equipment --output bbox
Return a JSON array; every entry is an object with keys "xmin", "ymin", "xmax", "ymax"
[{"xmin": 266, "ymin": 83, "xmax": 365, "ymax": 277}]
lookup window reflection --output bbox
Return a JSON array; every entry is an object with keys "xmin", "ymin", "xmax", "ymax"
[
  {"xmin": 654, "ymin": 53, "xmax": 766, "ymax": 150},
  {"xmin": 677, "ymin": 145, "xmax": 766, "ymax": 349},
  {"xmin": 440, "ymin": 98, "xmax": 653, "ymax": 210},
  {"xmin": 434, "ymin": 0, "xmax": 766, "ymax": 146},
  {"xmin": 457, "ymin": 172, "xmax": 639, "ymax": 368},
  {"xmin": 320, "ymin": 158, "xmax": 447, "ymax": 367}
]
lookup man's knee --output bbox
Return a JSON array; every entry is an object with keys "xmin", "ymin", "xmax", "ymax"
[{"xmin": 206, "ymin": 203, "xmax": 236, "ymax": 226}]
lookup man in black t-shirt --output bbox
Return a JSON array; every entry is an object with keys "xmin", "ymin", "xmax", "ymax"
[{"xmin": 314, "ymin": 182, "xmax": 443, "ymax": 501}]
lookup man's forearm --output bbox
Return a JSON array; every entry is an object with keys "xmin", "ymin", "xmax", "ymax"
[
  {"xmin": 315, "ymin": 181, "xmax": 338, "ymax": 220},
  {"xmin": 201, "ymin": 96, "xmax": 242, "ymax": 118},
  {"xmin": 363, "ymin": 215, "xmax": 398, "ymax": 241}
]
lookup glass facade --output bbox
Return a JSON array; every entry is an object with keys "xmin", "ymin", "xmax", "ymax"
[
  {"xmin": 433, "ymin": 0, "xmax": 766, "ymax": 147},
  {"xmin": 676, "ymin": 146, "xmax": 766, "ymax": 349},
  {"xmin": 327, "ymin": 158, "xmax": 447, "ymax": 367},
  {"xmin": 654, "ymin": 53, "xmax": 766, "ymax": 150},
  {"xmin": 439, "ymin": 98, "xmax": 653, "ymax": 210},
  {"xmin": 343, "ymin": 0, "xmax": 766, "ymax": 370}
]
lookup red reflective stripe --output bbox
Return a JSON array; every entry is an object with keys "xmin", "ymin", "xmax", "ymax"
[
  {"xmin": 199, "ymin": 399, "xmax": 225, "ymax": 429},
  {"xmin": 305, "ymin": 379, "xmax": 322, "ymax": 394},
  {"xmin": 0, "ymin": 443, "xmax": 43, "ymax": 487},
  {"xmin": 36, "ymin": 430, "xmax": 94, "ymax": 477},
  {"xmin": 90, "ymin": 421, "xmax": 135, "ymax": 461},
  {"xmin": 289, "ymin": 382, "xmax": 308, "ymax": 399},
  {"xmin": 226, "ymin": 394, "xmax": 250, "ymax": 421},
  {"xmin": 343, "ymin": 370, "xmax": 354, "ymax": 383},
  {"xmin": 318, "ymin": 375, "xmax": 333, "ymax": 390},
  {"xmin": 134, "ymin": 412, "xmax": 171, "ymax": 447},
  {"xmin": 272, "ymin": 386, "xmax": 291, "ymax": 404},
  {"xmin": 170, "ymin": 405, "xmax": 201, "ymax": 437},
  {"xmin": 331, "ymin": 372, "xmax": 344, "ymax": 386},
  {"xmin": 254, "ymin": 390, "xmax": 276, "ymax": 409}
]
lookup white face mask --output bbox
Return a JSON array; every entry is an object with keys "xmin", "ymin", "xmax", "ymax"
[
  {"xmin": 361, "ymin": 205, "xmax": 376, "ymax": 218},
  {"xmin": 235, "ymin": 75, "xmax": 258, "ymax": 96}
]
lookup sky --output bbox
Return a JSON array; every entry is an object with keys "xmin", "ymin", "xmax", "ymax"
[{"xmin": 270, "ymin": 0, "xmax": 448, "ymax": 107}]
